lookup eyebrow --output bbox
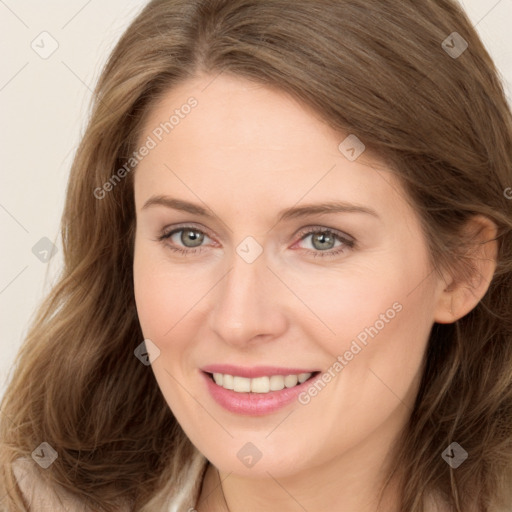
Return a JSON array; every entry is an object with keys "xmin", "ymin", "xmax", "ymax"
[{"xmin": 142, "ymin": 195, "xmax": 380, "ymax": 222}]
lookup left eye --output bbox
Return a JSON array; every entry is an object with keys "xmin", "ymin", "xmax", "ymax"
[
  {"xmin": 293, "ymin": 227, "xmax": 355, "ymax": 258},
  {"xmin": 157, "ymin": 226, "xmax": 355, "ymax": 258}
]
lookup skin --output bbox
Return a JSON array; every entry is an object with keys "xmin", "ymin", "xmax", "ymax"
[{"xmin": 132, "ymin": 73, "xmax": 497, "ymax": 511}]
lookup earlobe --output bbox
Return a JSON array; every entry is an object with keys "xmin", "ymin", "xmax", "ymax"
[
  {"xmin": 433, "ymin": 215, "xmax": 498, "ymax": 325},
  {"xmin": 433, "ymin": 291, "xmax": 455, "ymax": 325}
]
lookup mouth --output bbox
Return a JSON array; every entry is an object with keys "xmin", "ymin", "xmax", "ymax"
[
  {"xmin": 203, "ymin": 370, "xmax": 321, "ymax": 393},
  {"xmin": 200, "ymin": 367, "xmax": 322, "ymax": 416}
]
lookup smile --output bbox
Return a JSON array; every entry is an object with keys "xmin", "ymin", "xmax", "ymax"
[
  {"xmin": 210, "ymin": 372, "xmax": 314, "ymax": 393},
  {"xmin": 200, "ymin": 366, "xmax": 321, "ymax": 416}
]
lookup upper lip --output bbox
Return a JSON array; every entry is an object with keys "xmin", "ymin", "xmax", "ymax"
[{"xmin": 201, "ymin": 364, "xmax": 319, "ymax": 378}]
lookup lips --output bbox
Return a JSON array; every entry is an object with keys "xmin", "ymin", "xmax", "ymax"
[{"xmin": 200, "ymin": 364, "xmax": 322, "ymax": 416}]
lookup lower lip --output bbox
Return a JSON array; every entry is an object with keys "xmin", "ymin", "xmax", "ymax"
[{"xmin": 201, "ymin": 371, "xmax": 319, "ymax": 416}]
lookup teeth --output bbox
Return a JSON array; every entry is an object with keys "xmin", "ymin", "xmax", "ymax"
[
  {"xmin": 284, "ymin": 375, "xmax": 298, "ymax": 388},
  {"xmin": 269, "ymin": 375, "xmax": 284, "ymax": 391},
  {"xmin": 211, "ymin": 372, "xmax": 313, "ymax": 393},
  {"xmin": 233, "ymin": 376, "xmax": 251, "ymax": 392},
  {"xmin": 251, "ymin": 376, "xmax": 270, "ymax": 393},
  {"xmin": 298, "ymin": 372, "xmax": 310, "ymax": 383}
]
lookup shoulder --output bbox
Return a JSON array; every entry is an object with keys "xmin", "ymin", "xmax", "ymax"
[
  {"xmin": 166, "ymin": 450, "xmax": 209, "ymax": 512},
  {"xmin": 12, "ymin": 457, "xmax": 89, "ymax": 511},
  {"xmin": 12, "ymin": 457, "xmax": 130, "ymax": 512}
]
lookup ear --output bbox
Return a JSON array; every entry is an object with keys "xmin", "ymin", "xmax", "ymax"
[{"xmin": 433, "ymin": 215, "xmax": 499, "ymax": 324}]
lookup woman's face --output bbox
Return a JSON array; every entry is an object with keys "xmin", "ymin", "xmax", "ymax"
[{"xmin": 133, "ymin": 73, "xmax": 448, "ymax": 479}]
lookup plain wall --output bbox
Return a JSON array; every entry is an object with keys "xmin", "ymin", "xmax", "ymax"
[{"xmin": 1, "ymin": 0, "xmax": 511, "ymax": 400}]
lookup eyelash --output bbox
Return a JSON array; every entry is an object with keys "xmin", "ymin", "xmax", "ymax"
[{"xmin": 156, "ymin": 224, "xmax": 356, "ymax": 259}]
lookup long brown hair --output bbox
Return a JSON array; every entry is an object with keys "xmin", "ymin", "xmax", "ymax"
[{"xmin": 1, "ymin": 1, "xmax": 511, "ymax": 510}]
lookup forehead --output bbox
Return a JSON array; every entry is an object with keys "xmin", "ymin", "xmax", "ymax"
[
  {"xmin": 139, "ymin": 73, "xmax": 381, "ymax": 162},
  {"xmin": 133, "ymin": 74, "xmax": 413, "ymax": 226}
]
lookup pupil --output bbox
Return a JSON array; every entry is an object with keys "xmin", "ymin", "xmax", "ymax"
[
  {"xmin": 184, "ymin": 229, "xmax": 203, "ymax": 247},
  {"xmin": 314, "ymin": 232, "xmax": 333, "ymax": 250}
]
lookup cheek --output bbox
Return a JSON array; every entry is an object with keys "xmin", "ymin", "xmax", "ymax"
[
  {"xmin": 301, "ymin": 251, "xmax": 435, "ymax": 386},
  {"xmin": 279, "ymin": 262, "xmax": 412, "ymax": 354},
  {"xmin": 133, "ymin": 240, "xmax": 200, "ymax": 341},
  {"xmin": 133, "ymin": 260, "xmax": 170, "ymax": 341},
  {"xmin": 133, "ymin": 244, "xmax": 200, "ymax": 412}
]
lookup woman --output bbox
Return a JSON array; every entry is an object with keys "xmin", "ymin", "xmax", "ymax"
[{"xmin": 1, "ymin": 0, "xmax": 511, "ymax": 511}]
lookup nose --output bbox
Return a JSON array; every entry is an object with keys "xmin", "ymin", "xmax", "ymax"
[{"xmin": 208, "ymin": 244, "xmax": 288, "ymax": 347}]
